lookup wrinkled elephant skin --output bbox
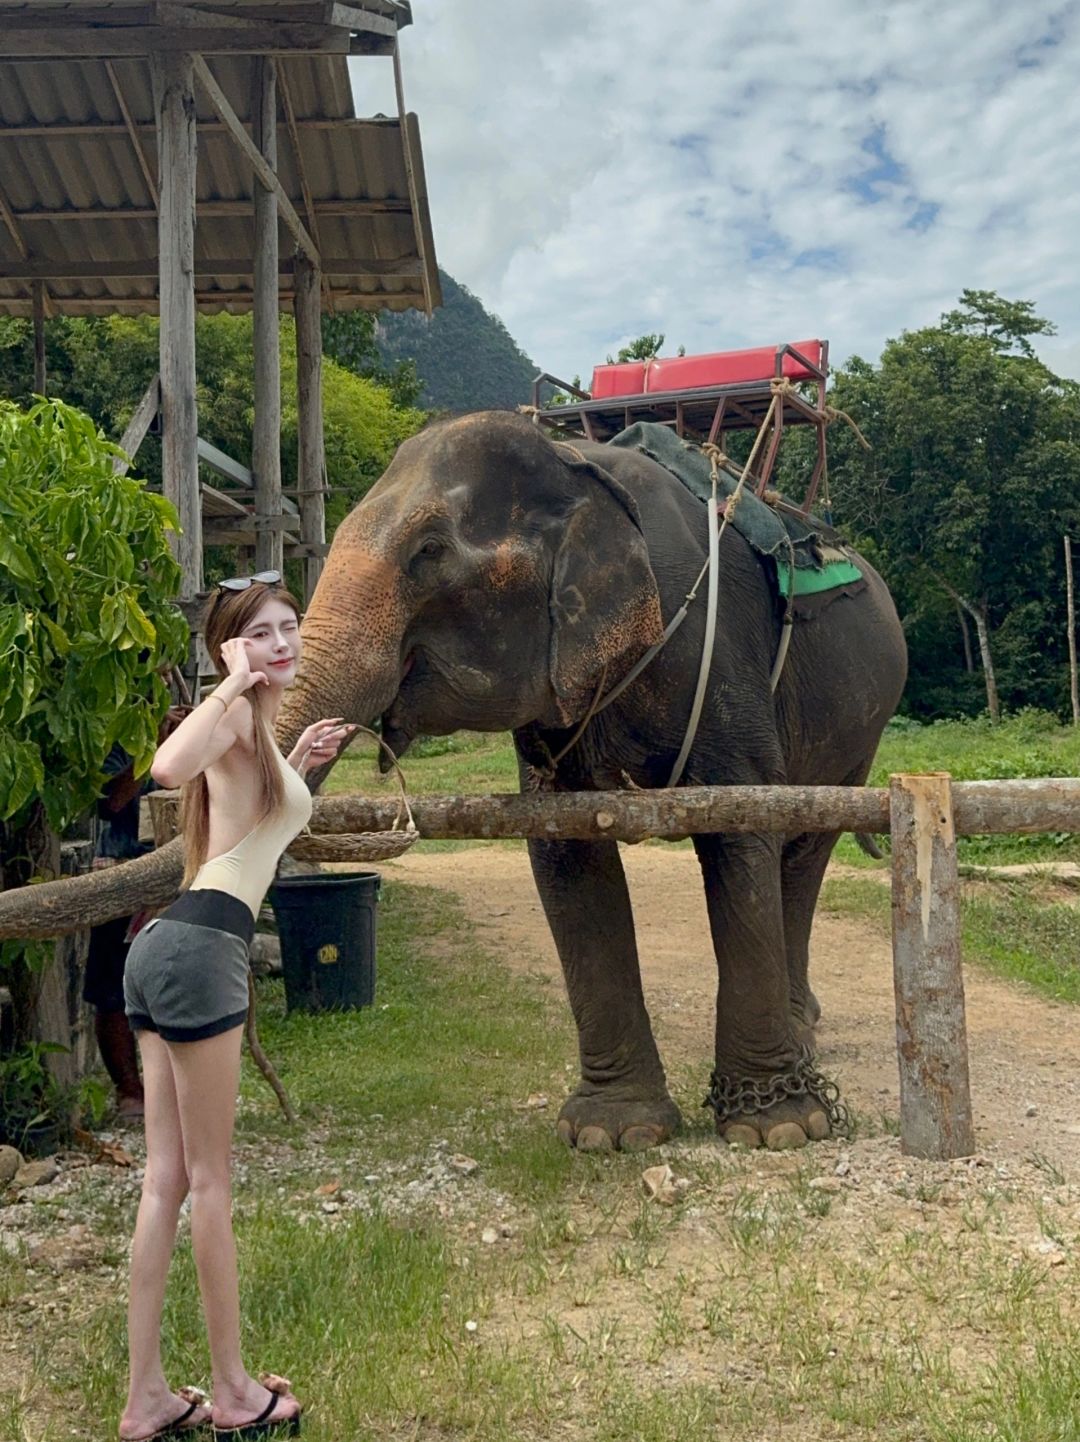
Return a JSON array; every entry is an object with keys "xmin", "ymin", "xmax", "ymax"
[{"xmin": 280, "ymin": 412, "xmax": 908, "ymax": 1152}]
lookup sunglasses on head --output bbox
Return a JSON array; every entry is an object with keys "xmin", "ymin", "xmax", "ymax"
[{"xmin": 218, "ymin": 570, "xmax": 281, "ymax": 592}]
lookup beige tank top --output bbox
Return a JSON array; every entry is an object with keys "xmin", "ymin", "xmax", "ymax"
[{"xmin": 189, "ymin": 745, "xmax": 313, "ymax": 919}]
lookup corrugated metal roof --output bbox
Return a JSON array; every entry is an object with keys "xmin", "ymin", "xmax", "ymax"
[{"xmin": 0, "ymin": 3, "xmax": 440, "ymax": 315}]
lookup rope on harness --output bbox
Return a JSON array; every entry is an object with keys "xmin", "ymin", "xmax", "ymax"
[{"xmin": 823, "ymin": 402, "xmax": 871, "ymax": 451}]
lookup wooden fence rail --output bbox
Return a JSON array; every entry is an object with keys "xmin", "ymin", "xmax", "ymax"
[
  {"xmin": 146, "ymin": 775, "xmax": 1080, "ymax": 847},
  {"xmin": 3, "ymin": 775, "xmax": 1079, "ymax": 1164},
  {"xmin": 145, "ymin": 772, "xmax": 1079, "ymax": 1164}
]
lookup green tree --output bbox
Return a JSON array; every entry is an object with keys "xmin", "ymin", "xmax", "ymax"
[
  {"xmin": 0, "ymin": 313, "xmax": 427, "ymax": 560},
  {"xmin": 825, "ymin": 294, "xmax": 1080, "ymax": 720},
  {"xmin": 608, "ymin": 332, "xmax": 666, "ymax": 364},
  {"xmin": 0, "ymin": 398, "xmax": 187, "ymax": 1044}
]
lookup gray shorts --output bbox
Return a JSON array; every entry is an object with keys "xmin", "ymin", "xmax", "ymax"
[{"xmin": 124, "ymin": 889, "xmax": 255, "ymax": 1044}]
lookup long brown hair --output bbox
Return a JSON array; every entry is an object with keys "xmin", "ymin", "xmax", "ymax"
[{"xmin": 179, "ymin": 580, "xmax": 301, "ymax": 887}]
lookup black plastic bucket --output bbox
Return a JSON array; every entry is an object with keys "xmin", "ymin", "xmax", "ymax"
[{"xmin": 268, "ymin": 870, "xmax": 381, "ymax": 1014}]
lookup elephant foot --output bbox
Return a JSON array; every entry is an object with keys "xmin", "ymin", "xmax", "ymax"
[
  {"xmin": 704, "ymin": 1052, "xmax": 849, "ymax": 1151},
  {"xmin": 556, "ymin": 1088, "xmax": 682, "ymax": 1153}
]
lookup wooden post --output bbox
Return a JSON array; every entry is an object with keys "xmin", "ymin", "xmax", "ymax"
[
  {"xmin": 889, "ymin": 773, "xmax": 975, "ymax": 1160},
  {"xmin": 152, "ymin": 52, "xmax": 201, "ymax": 600},
  {"xmin": 1066, "ymin": 536, "xmax": 1079, "ymax": 726},
  {"xmin": 252, "ymin": 56, "xmax": 283, "ymax": 575},
  {"xmin": 31, "ymin": 281, "xmax": 46, "ymax": 394},
  {"xmin": 293, "ymin": 253, "xmax": 326, "ymax": 604}
]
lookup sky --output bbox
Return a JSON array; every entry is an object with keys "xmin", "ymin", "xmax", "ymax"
[{"xmin": 352, "ymin": 1, "xmax": 1080, "ymax": 386}]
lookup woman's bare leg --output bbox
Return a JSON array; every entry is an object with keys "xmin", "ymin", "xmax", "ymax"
[
  {"xmin": 168, "ymin": 1025, "xmax": 299, "ymax": 1430},
  {"xmin": 120, "ymin": 1031, "xmax": 210, "ymax": 1440}
]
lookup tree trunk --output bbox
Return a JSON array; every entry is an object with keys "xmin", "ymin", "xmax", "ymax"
[
  {"xmin": 943, "ymin": 584, "xmax": 999, "ymax": 723},
  {"xmin": 955, "ymin": 602, "xmax": 974, "ymax": 673},
  {"xmin": 970, "ymin": 605, "xmax": 1000, "ymax": 723}
]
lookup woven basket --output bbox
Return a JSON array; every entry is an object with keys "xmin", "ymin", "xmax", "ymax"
[
  {"xmin": 289, "ymin": 726, "xmax": 420, "ymax": 865},
  {"xmin": 288, "ymin": 827, "xmax": 418, "ymax": 863}
]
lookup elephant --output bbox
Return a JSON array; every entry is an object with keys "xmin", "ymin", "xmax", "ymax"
[{"xmin": 275, "ymin": 410, "xmax": 907, "ymax": 1153}]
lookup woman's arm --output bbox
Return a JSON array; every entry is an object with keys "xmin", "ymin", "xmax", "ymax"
[{"xmin": 150, "ymin": 639, "xmax": 265, "ymax": 788}]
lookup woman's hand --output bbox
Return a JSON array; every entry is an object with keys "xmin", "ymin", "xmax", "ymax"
[
  {"xmin": 219, "ymin": 637, "xmax": 269, "ymax": 691},
  {"xmin": 288, "ymin": 719, "xmax": 358, "ymax": 777}
]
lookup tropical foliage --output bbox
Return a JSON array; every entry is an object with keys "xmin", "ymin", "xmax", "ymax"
[
  {"xmin": 0, "ymin": 398, "xmax": 186, "ymax": 832},
  {"xmin": 822, "ymin": 291, "xmax": 1080, "ymax": 719}
]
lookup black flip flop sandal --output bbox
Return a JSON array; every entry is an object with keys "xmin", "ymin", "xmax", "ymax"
[
  {"xmin": 212, "ymin": 1388, "xmax": 301, "ymax": 1441},
  {"xmin": 123, "ymin": 1389, "xmax": 210, "ymax": 1441}
]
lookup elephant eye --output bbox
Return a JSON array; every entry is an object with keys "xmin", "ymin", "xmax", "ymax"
[{"xmin": 412, "ymin": 537, "xmax": 445, "ymax": 564}]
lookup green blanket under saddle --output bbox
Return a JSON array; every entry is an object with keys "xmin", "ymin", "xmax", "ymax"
[{"xmin": 606, "ymin": 422, "xmax": 863, "ymax": 600}]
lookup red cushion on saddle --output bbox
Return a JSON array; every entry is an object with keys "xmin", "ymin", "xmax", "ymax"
[
  {"xmin": 590, "ymin": 360, "xmax": 647, "ymax": 398},
  {"xmin": 589, "ymin": 340, "xmax": 824, "ymax": 399}
]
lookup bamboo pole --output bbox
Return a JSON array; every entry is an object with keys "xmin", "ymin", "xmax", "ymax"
[
  {"xmin": 1066, "ymin": 536, "xmax": 1079, "ymax": 726},
  {"xmin": 293, "ymin": 253, "xmax": 326, "ymax": 604},
  {"xmin": 889, "ymin": 774, "xmax": 974, "ymax": 1159},
  {"xmin": 252, "ymin": 56, "xmax": 283, "ymax": 575}
]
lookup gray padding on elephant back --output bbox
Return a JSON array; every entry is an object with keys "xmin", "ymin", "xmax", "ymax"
[{"xmin": 607, "ymin": 422, "xmax": 835, "ymax": 573}]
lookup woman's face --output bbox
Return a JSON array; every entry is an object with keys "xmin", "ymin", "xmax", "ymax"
[{"xmin": 237, "ymin": 596, "xmax": 302, "ymax": 687}]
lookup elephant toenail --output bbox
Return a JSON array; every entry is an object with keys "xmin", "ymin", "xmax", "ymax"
[
  {"xmin": 722, "ymin": 1123, "xmax": 762, "ymax": 1149},
  {"xmin": 619, "ymin": 1125, "xmax": 661, "ymax": 1152},
  {"xmin": 765, "ymin": 1122, "xmax": 808, "ymax": 1151},
  {"xmin": 556, "ymin": 1119, "xmax": 576, "ymax": 1148},
  {"xmin": 576, "ymin": 1125, "xmax": 615, "ymax": 1152},
  {"xmin": 805, "ymin": 1109, "xmax": 830, "ymax": 1141}
]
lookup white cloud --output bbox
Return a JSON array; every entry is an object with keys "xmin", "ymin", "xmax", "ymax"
[{"xmin": 366, "ymin": 0, "xmax": 1080, "ymax": 382}]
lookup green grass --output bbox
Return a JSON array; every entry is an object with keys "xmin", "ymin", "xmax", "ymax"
[{"xmin": 821, "ymin": 872, "xmax": 1080, "ymax": 1004}]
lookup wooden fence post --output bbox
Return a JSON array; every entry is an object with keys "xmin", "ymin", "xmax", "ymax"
[{"xmin": 889, "ymin": 773, "xmax": 975, "ymax": 1159}]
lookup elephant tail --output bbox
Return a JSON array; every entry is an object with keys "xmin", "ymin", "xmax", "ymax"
[
  {"xmin": 0, "ymin": 837, "xmax": 185, "ymax": 940},
  {"xmin": 853, "ymin": 830, "xmax": 885, "ymax": 860}
]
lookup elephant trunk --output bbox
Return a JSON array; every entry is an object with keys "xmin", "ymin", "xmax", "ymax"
[
  {"xmin": 278, "ymin": 543, "xmax": 406, "ymax": 760},
  {"xmin": 0, "ymin": 837, "xmax": 184, "ymax": 939}
]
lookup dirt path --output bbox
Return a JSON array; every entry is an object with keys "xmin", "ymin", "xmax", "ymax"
[{"xmin": 385, "ymin": 844, "xmax": 1080, "ymax": 1168}]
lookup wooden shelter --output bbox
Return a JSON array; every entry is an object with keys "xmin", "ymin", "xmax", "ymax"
[{"xmin": 0, "ymin": 0, "xmax": 440, "ymax": 632}]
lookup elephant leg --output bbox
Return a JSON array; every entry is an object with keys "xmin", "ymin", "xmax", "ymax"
[
  {"xmin": 780, "ymin": 829, "xmax": 841, "ymax": 1042},
  {"xmin": 527, "ymin": 836, "xmax": 681, "ymax": 1152},
  {"xmin": 694, "ymin": 832, "xmax": 838, "ymax": 1151}
]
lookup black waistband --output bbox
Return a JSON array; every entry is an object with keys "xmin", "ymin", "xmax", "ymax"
[{"xmin": 163, "ymin": 889, "xmax": 256, "ymax": 945}]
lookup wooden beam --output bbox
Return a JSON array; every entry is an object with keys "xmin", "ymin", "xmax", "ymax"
[
  {"xmin": 104, "ymin": 59, "xmax": 159, "ymax": 208},
  {"xmin": 1, "ymin": 256, "xmax": 422, "ymax": 280},
  {"xmin": 294, "ymin": 253, "xmax": 326, "ymax": 604},
  {"xmin": 0, "ymin": 118, "xmax": 402, "ymax": 139},
  {"xmin": 328, "ymin": 3, "xmax": 396, "ymax": 35},
  {"xmin": 889, "ymin": 774, "xmax": 975, "ymax": 1160},
  {"xmin": 295, "ymin": 777, "xmax": 1080, "ymax": 843},
  {"xmin": 32, "ymin": 282, "xmax": 46, "ymax": 393},
  {"xmin": 278, "ymin": 63, "xmax": 332, "ymax": 312},
  {"xmin": 11, "ymin": 200, "xmax": 413, "ymax": 224},
  {"xmin": 204, "ymin": 514, "xmax": 299, "ymax": 535},
  {"xmin": 196, "ymin": 436, "xmax": 252, "ymax": 488},
  {"xmin": 392, "ymin": 42, "xmax": 433, "ymax": 315},
  {"xmin": 153, "ymin": 51, "xmax": 201, "ymax": 599},
  {"xmin": 113, "ymin": 374, "xmax": 162, "ymax": 474},
  {"xmin": 0, "ymin": 24, "xmax": 351, "ymax": 57},
  {"xmin": 252, "ymin": 55, "xmax": 283, "ymax": 575},
  {"xmin": 0, "ymin": 289, "xmax": 430, "ymax": 313},
  {"xmin": 192, "ymin": 53, "xmax": 319, "ymax": 264}
]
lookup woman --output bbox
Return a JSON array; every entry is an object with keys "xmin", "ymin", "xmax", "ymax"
[{"xmin": 119, "ymin": 573, "xmax": 353, "ymax": 1442}]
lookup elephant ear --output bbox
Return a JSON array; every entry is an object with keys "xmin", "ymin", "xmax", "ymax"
[{"xmin": 548, "ymin": 452, "xmax": 664, "ymax": 726}]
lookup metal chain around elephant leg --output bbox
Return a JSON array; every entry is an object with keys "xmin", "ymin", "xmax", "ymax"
[{"xmin": 703, "ymin": 1047, "xmax": 853, "ymax": 1138}]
